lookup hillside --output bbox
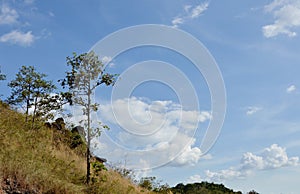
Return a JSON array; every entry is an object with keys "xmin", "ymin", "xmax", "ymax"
[
  {"xmin": 0, "ymin": 101, "xmax": 246, "ymax": 194},
  {"xmin": 0, "ymin": 101, "xmax": 152, "ymax": 194}
]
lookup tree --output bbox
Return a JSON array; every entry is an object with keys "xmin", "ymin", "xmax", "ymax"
[
  {"xmin": 0, "ymin": 66, "xmax": 6, "ymax": 98},
  {"xmin": 60, "ymin": 51, "xmax": 117, "ymax": 184},
  {"xmin": 0, "ymin": 66, "xmax": 6, "ymax": 81},
  {"xmin": 247, "ymin": 190, "xmax": 259, "ymax": 194},
  {"xmin": 7, "ymin": 65, "xmax": 56, "ymax": 123},
  {"xmin": 139, "ymin": 176, "xmax": 170, "ymax": 193}
]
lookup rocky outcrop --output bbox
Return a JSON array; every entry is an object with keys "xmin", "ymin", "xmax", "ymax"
[
  {"xmin": 1, "ymin": 178, "xmax": 38, "ymax": 194},
  {"xmin": 91, "ymin": 154, "xmax": 107, "ymax": 164},
  {"xmin": 44, "ymin": 117, "xmax": 66, "ymax": 131},
  {"xmin": 71, "ymin": 126, "xmax": 86, "ymax": 139}
]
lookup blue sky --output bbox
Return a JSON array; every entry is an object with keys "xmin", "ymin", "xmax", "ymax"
[{"xmin": 1, "ymin": 0, "xmax": 300, "ymax": 193}]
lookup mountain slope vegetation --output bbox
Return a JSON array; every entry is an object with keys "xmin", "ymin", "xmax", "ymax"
[
  {"xmin": 0, "ymin": 101, "xmax": 250, "ymax": 194},
  {"xmin": 0, "ymin": 101, "xmax": 152, "ymax": 194}
]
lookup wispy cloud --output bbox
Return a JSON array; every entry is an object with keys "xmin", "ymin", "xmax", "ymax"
[
  {"xmin": 262, "ymin": 0, "xmax": 300, "ymax": 38},
  {"xmin": 0, "ymin": 4, "xmax": 19, "ymax": 25},
  {"xmin": 0, "ymin": 30, "xmax": 35, "ymax": 47},
  {"xmin": 246, "ymin": 106, "xmax": 262, "ymax": 115},
  {"xmin": 172, "ymin": 2, "xmax": 209, "ymax": 28},
  {"xmin": 23, "ymin": 0, "xmax": 35, "ymax": 4},
  {"xmin": 286, "ymin": 84, "xmax": 296, "ymax": 93},
  {"xmin": 188, "ymin": 144, "xmax": 299, "ymax": 182}
]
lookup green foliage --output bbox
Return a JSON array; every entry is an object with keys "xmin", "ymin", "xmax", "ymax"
[
  {"xmin": 0, "ymin": 67, "xmax": 5, "ymax": 98},
  {"xmin": 6, "ymin": 65, "xmax": 56, "ymax": 123},
  {"xmin": 36, "ymin": 93, "xmax": 66, "ymax": 120},
  {"xmin": 247, "ymin": 190, "xmax": 259, "ymax": 194},
  {"xmin": 139, "ymin": 177, "xmax": 156, "ymax": 191},
  {"xmin": 139, "ymin": 176, "xmax": 171, "ymax": 193},
  {"xmin": 92, "ymin": 161, "xmax": 107, "ymax": 175},
  {"xmin": 0, "ymin": 66, "xmax": 5, "ymax": 81},
  {"xmin": 109, "ymin": 165, "xmax": 136, "ymax": 182},
  {"xmin": 70, "ymin": 132, "xmax": 85, "ymax": 149},
  {"xmin": 171, "ymin": 182, "xmax": 242, "ymax": 194}
]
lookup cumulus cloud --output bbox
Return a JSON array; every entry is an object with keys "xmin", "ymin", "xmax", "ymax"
[
  {"xmin": 0, "ymin": 4, "xmax": 19, "ymax": 25},
  {"xmin": 189, "ymin": 144, "xmax": 299, "ymax": 182},
  {"xmin": 246, "ymin": 106, "xmax": 262, "ymax": 115},
  {"xmin": 173, "ymin": 139, "xmax": 212, "ymax": 166},
  {"xmin": 262, "ymin": 0, "xmax": 300, "ymax": 38},
  {"xmin": 0, "ymin": 30, "xmax": 35, "ymax": 46},
  {"xmin": 286, "ymin": 84, "xmax": 296, "ymax": 93},
  {"xmin": 97, "ymin": 97, "xmax": 211, "ymax": 168},
  {"xmin": 172, "ymin": 2, "xmax": 209, "ymax": 28},
  {"xmin": 100, "ymin": 97, "xmax": 210, "ymax": 138}
]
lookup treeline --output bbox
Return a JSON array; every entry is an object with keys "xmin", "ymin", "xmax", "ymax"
[
  {"xmin": 171, "ymin": 182, "xmax": 241, "ymax": 194},
  {"xmin": 136, "ymin": 178, "xmax": 259, "ymax": 194}
]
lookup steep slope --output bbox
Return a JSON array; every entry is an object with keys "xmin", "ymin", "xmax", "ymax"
[{"xmin": 0, "ymin": 101, "xmax": 151, "ymax": 194}]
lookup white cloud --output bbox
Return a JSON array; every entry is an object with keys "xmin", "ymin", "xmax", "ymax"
[
  {"xmin": 173, "ymin": 139, "xmax": 212, "ymax": 166},
  {"xmin": 97, "ymin": 97, "xmax": 211, "ymax": 167},
  {"xmin": 191, "ymin": 144, "xmax": 299, "ymax": 182},
  {"xmin": 246, "ymin": 106, "xmax": 262, "ymax": 115},
  {"xmin": 184, "ymin": 5, "xmax": 192, "ymax": 13},
  {"xmin": 172, "ymin": 2, "xmax": 209, "ymax": 28},
  {"xmin": 240, "ymin": 152, "xmax": 264, "ymax": 170},
  {"xmin": 100, "ymin": 97, "xmax": 210, "ymax": 138},
  {"xmin": 286, "ymin": 84, "xmax": 296, "ymax": 93},
  {"xmin": 187, "ymin": 174, "xmax": 202, "ymax": 183},
  {"xmin": 190, "ymin": 3, "xmax": 209, "ymax": 19},
  {"xmin": 263, "ymin": 0, "xmax": 300, "ymax": 38},
  {"xmin": 205, "ymin": 168, "xmax": 246, "ymax": 182},
  {"xmin": 259, "ymin": 144, "xmax": 299, "ymax": 168},
  {"xmin": 171, "ymin": 17, "xmax": 184, "ymax": 28},
  {"xmin": 0, "ymin": 4, "xmax": 19, "ymax": 25},
  {"xmin": 0, "ymin": 30, "xmax": 35, "ymax": 46}
]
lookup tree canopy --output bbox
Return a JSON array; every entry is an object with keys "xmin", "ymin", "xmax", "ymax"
[
  {"xmin": 0, "ymin": 66, "xmax": 5, "ymax": 81},
  {"xmin": 7, "ymin": 65, "xmax": 56, "ymax": 123}
]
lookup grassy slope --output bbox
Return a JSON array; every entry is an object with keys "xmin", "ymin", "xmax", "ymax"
[{"xmin": 0, "ymin": 102, "xmax": 152, "ymax": 194}]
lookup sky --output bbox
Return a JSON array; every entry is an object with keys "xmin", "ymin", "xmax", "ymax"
[{"xmin": 1, "ymin": 0, "xmax": 300, "ymax": 193}]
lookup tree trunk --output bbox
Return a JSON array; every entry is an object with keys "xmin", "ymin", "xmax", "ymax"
[
  {"xmin": 31, "ymin": 96, "xmax": 38, "ymax": 129},
  {"xmin": 25, "ymin": 98, "xmax": 29, "ymax": 122},
  {"xmin": 86, "ymin": 145, "xmax": 90, "ymax": 184},
  {"xmin": 86, "ymin": 87, "xmax": 91, "ymax": 184}
]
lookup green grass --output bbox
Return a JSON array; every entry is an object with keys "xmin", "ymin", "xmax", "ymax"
[{"xmin": 0, "ymin": 102, "xmax": 153, "ymax": 194}]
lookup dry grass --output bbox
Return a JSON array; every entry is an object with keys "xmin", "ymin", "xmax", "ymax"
[{"xmin": 0, "ymin": 102, "xmax": 153, "ymax": 194}]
